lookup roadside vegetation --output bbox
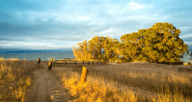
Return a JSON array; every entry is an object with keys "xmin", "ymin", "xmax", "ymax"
[
  {"xmin": 66, "ymin": 22, "xmax": 192, "ymax": 102},
  {"xmin": 60, "ymin": 63, "xmax": 192, "ymax": 102},
  {"xmin": 0, "ymin": 60, "xmax": 34, "ymax": 102}
]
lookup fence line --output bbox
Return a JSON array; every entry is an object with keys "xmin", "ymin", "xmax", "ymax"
[
  {"xmin": 37, "ymin": 58, "xmax": 110, "ymax": 68},
  {"xmin": 52, "ymin": 59, "xmax": 108, "ymax": 66}
]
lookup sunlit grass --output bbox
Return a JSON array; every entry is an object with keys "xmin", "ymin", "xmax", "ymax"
[
  {"xmin": 5, "ymin": 58, "xmax": 20, "ymax": 61},
  {"xmin": 60, "ymin": 64, "xmax": 192, "ymax": 102},
  {"xmin": 151, "ymin": 85, "xmax": 191, "ymax": 102},
  {"xmin": 0, "ymin": 60, "xmax": 31, "ymax": 102},
  {"xmin": 131, "ymin": 61, "xmax": 149, "ymax": 63},
  {"xmin": 120, "ymin": 71, "xmax": 192, "ymax": 85},
  {"xmin": 183, "ymin": 63, "xmax": 188, "ymax": 65},
  {"xmin": 0, "ymin": 57, "xmax": 4, "ymax": 60},
  {"xmin": 61, "ymin": 71, "xmax": 139, "ymax": 102},
  {"xmin": 14, "ymin": 86, "xmax": 27, "ymax": 102}
]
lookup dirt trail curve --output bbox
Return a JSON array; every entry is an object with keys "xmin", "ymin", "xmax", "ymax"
[{"xmin": 25, "ymin": 61, "xmax": 75, "ymax": 102}]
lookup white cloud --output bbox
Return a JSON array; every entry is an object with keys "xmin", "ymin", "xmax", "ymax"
[
  {"xmin": 100, "ymin": 28, "xmax": 114, "ymax": 34},
  {"xmin": 179, "ymin": 26, "xmax": 192, "ymax": 31},
  {"xmin": 77, "ymin": 17, "xmax": 90, "ymax": 21},
  {"xmin": 108, "ymin": 5, "xmax": 119, "ymax": 14},
  {"xmin": 129, "ymin": 2, "xmax": 143, "ymax": 10},
  {"xmin": 116, "ymin": 15, "xmax": 149, "ymax": 22},
  {"xmin": 184, "ymin": 41, "xmax": 192, "ymax": 45},
  {"xmin": 83, "ymin": 28, "xmax": 118, "ymax": 39},
  {"xmin": 126, "ymin": 2, "xmax": 153, "ymax": 10},
  {"xmin": 180, "ymin": 34, "xmax": 192, "ymax": 38},
  {"xmin": 14, "ymin": 10, "xmax": 93, "ymax": 24},
  {"xmin": 0, "ymin": 41, "xmax": 78, "ymax": 50},
  {"xmin": 14, "ymin": 11, "xmax": 57, "ymax": 23},
  {"xmin": 106, "ymin": 2, "xmax": 153, "ymax": 15},
  {"xmin": 6, "ymin": 0, "xmax": 192, "ymax": 50}
]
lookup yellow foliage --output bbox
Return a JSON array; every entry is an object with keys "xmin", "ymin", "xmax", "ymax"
[
  {"xmin": 14, "ymin": 86, "xmax": 26, "ymax": 102},
  {"xmin": 183, "ymin": 63, "xmax": 188, "ymax": 65},
  {"xmin": 0, "ymin": 60, "xmax": 32, "ymax": 102},
  {"xmin": 6, "ymin": 58, "xmax": 19, "ymax": 60},
  {"xmin": 95, "ymin": 98, "xmax": 103, "ymax": 102},
  {"xmin": 25, "ymin": 77, "xmax": 31, "ymax": 87}
]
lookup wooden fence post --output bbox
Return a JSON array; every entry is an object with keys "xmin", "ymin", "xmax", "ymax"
[
  {"xmin": 37, "ymin": 58, "xmax": 41, "ymax": 64},
  {"xmin": 93, "ymin": 61, "xmax": 94, "ymax": 64},
  {"xmin": 75, "ymin": 61, "xmax": 76, "ymax": 65},
  {"xmin": 83, "ymin": 60, "xmax": 84, "ymax": 64},
  {"xmin": 80, "ymin": 66, "xmax": 88, "ymax": 84},
  {"xmin": 97, "ymin": 61, "xmax": 98, "ymax": 64},
  {"xmin": 65, "ymin": 60, "xmax": 66, "ymax": 64},
  {"xmin": 191, "ymin": 52, "xmax": 192, "ymax": 60},
  {"xmin": 48, "ymin": 61, "xmax": 52, "ymax": 70},
  {"xmin": 88, "ymin": 61, "xmax": 90, "ymax": 65},
  {"xmin": 51, "ymin": 58, "xmax": 55, "ymax": 66}
]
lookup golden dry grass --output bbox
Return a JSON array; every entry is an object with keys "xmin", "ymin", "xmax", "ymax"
[
  {"xmin": 61, "ymin": 70, "xmax": 139, "ymax": 102},
  {"xmin": 0, "ymin": 60, "xmax": 33, "ymax": 102},
  {"xmin": 5, "ymin": 58, "xmax": 20, "ymax": 61},
  {"xmin": 59, "ymin": 62, "xmax": 192, "ymax": 102}
]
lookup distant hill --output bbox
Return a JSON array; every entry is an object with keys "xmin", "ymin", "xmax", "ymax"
[{"xmin": 0, "ymin": 48, "xmax": 73, "ymax": 53}]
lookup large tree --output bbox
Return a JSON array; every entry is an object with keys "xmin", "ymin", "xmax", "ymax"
[
  {"xmin": 88, "ymin": 36, "xmax": 105, "ymax": 60},
  {"xmin": 138, "ymin": 28, "xmax": 161, "ymax": 62},
  {"xmin": 116, "ymin": 32, "xmax": 143, "ymax": 62},
  {"xmin": 73, "ymin": 22, "xmax": 188, "ymax": 64},
  {"xmin": 123, "ymin": 22, "xmax": 188, "ymax": 63},
  {"xmin": 117, "ymin": 22, "xmax": 188, "ymax": 63},
  {"xmin": 101, "ymin": 36, "xmax": 119, "ymax": 62},
  {"xmin": 73, "ymin": 40, "xmax": 94, "ymax": 61},
  {"xmin": 73, "ymin": 36, "xmax": 120, "ymax": 62},
  {"xmin": 149, "ymin": 22, "xmax": 188, "ymax": 63}
]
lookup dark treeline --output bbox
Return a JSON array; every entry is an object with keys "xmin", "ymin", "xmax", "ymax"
[{"xmin": 72, "ymin": 22, "xmax": 189, "ymax": 64}]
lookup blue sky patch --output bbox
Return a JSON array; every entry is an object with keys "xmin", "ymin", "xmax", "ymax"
[{"xmin": 0, "ymin": 0, "xmax": 192, "ymax": 51}]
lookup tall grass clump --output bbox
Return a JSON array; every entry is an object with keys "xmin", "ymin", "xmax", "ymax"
[
  {"xmin": 150, "ymin": 85, "xmax": 191, "ymax": 102},
  {"xmin": 83, "ymin": 63, "xmax": 192, "ymax": 101},
  {"xmin": 0, "ymin": 60, "xmax": 31, "ymax": 102},
  {"xmin": 60, "ymin": 64, "xmax": 191, "ymax": 102},
  {"xmin": 61, "ymin": 70, "xmax": 141, "ymax": 102}
]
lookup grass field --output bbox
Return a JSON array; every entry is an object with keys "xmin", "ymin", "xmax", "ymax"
[
  {"xmin": 0, "ymin": 60, "xmax": 38, "ymax": 102},
  {"xmin": 1, "ymin": 59, "xmax": 191, "ymax": 102},
  {"xmin": 57, "ymin": 62, "xmax": 192, "ymax": 102}
]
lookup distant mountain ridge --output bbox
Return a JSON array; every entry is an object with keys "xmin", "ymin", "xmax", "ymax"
[
  {"xmin": 0, "ymin": 48, "xmax": 73, "ymax": 53},
  {"xmin": 0, "ymin": 48, "xmax": 191, "ymax": 53}
]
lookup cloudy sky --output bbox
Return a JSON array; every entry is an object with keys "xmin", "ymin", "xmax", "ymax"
[{"xmin": 0, "ymin": 0, "xmax": 192, "ymax": 51}]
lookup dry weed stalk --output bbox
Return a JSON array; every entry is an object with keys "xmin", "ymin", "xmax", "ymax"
[{"xmin": 0, "ymin": 60, "xmax": 32, "ymax": 102}]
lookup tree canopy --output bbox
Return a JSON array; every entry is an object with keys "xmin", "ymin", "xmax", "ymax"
[
  {"xmin": 73, "ymin": 22, "xmax": 189, "ymax": 64},
  {"xmin": 116, "ymin": 22, "xmax": 188, "ymax": 64},
  {"xmin": 73, "ymin": 36, "xmax": 119, "ymax": 62}
]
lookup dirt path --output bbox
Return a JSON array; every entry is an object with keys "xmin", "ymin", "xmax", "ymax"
[{"xmin": 25, "ymin": 61, "xmax": 75, "ymax": 102}]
